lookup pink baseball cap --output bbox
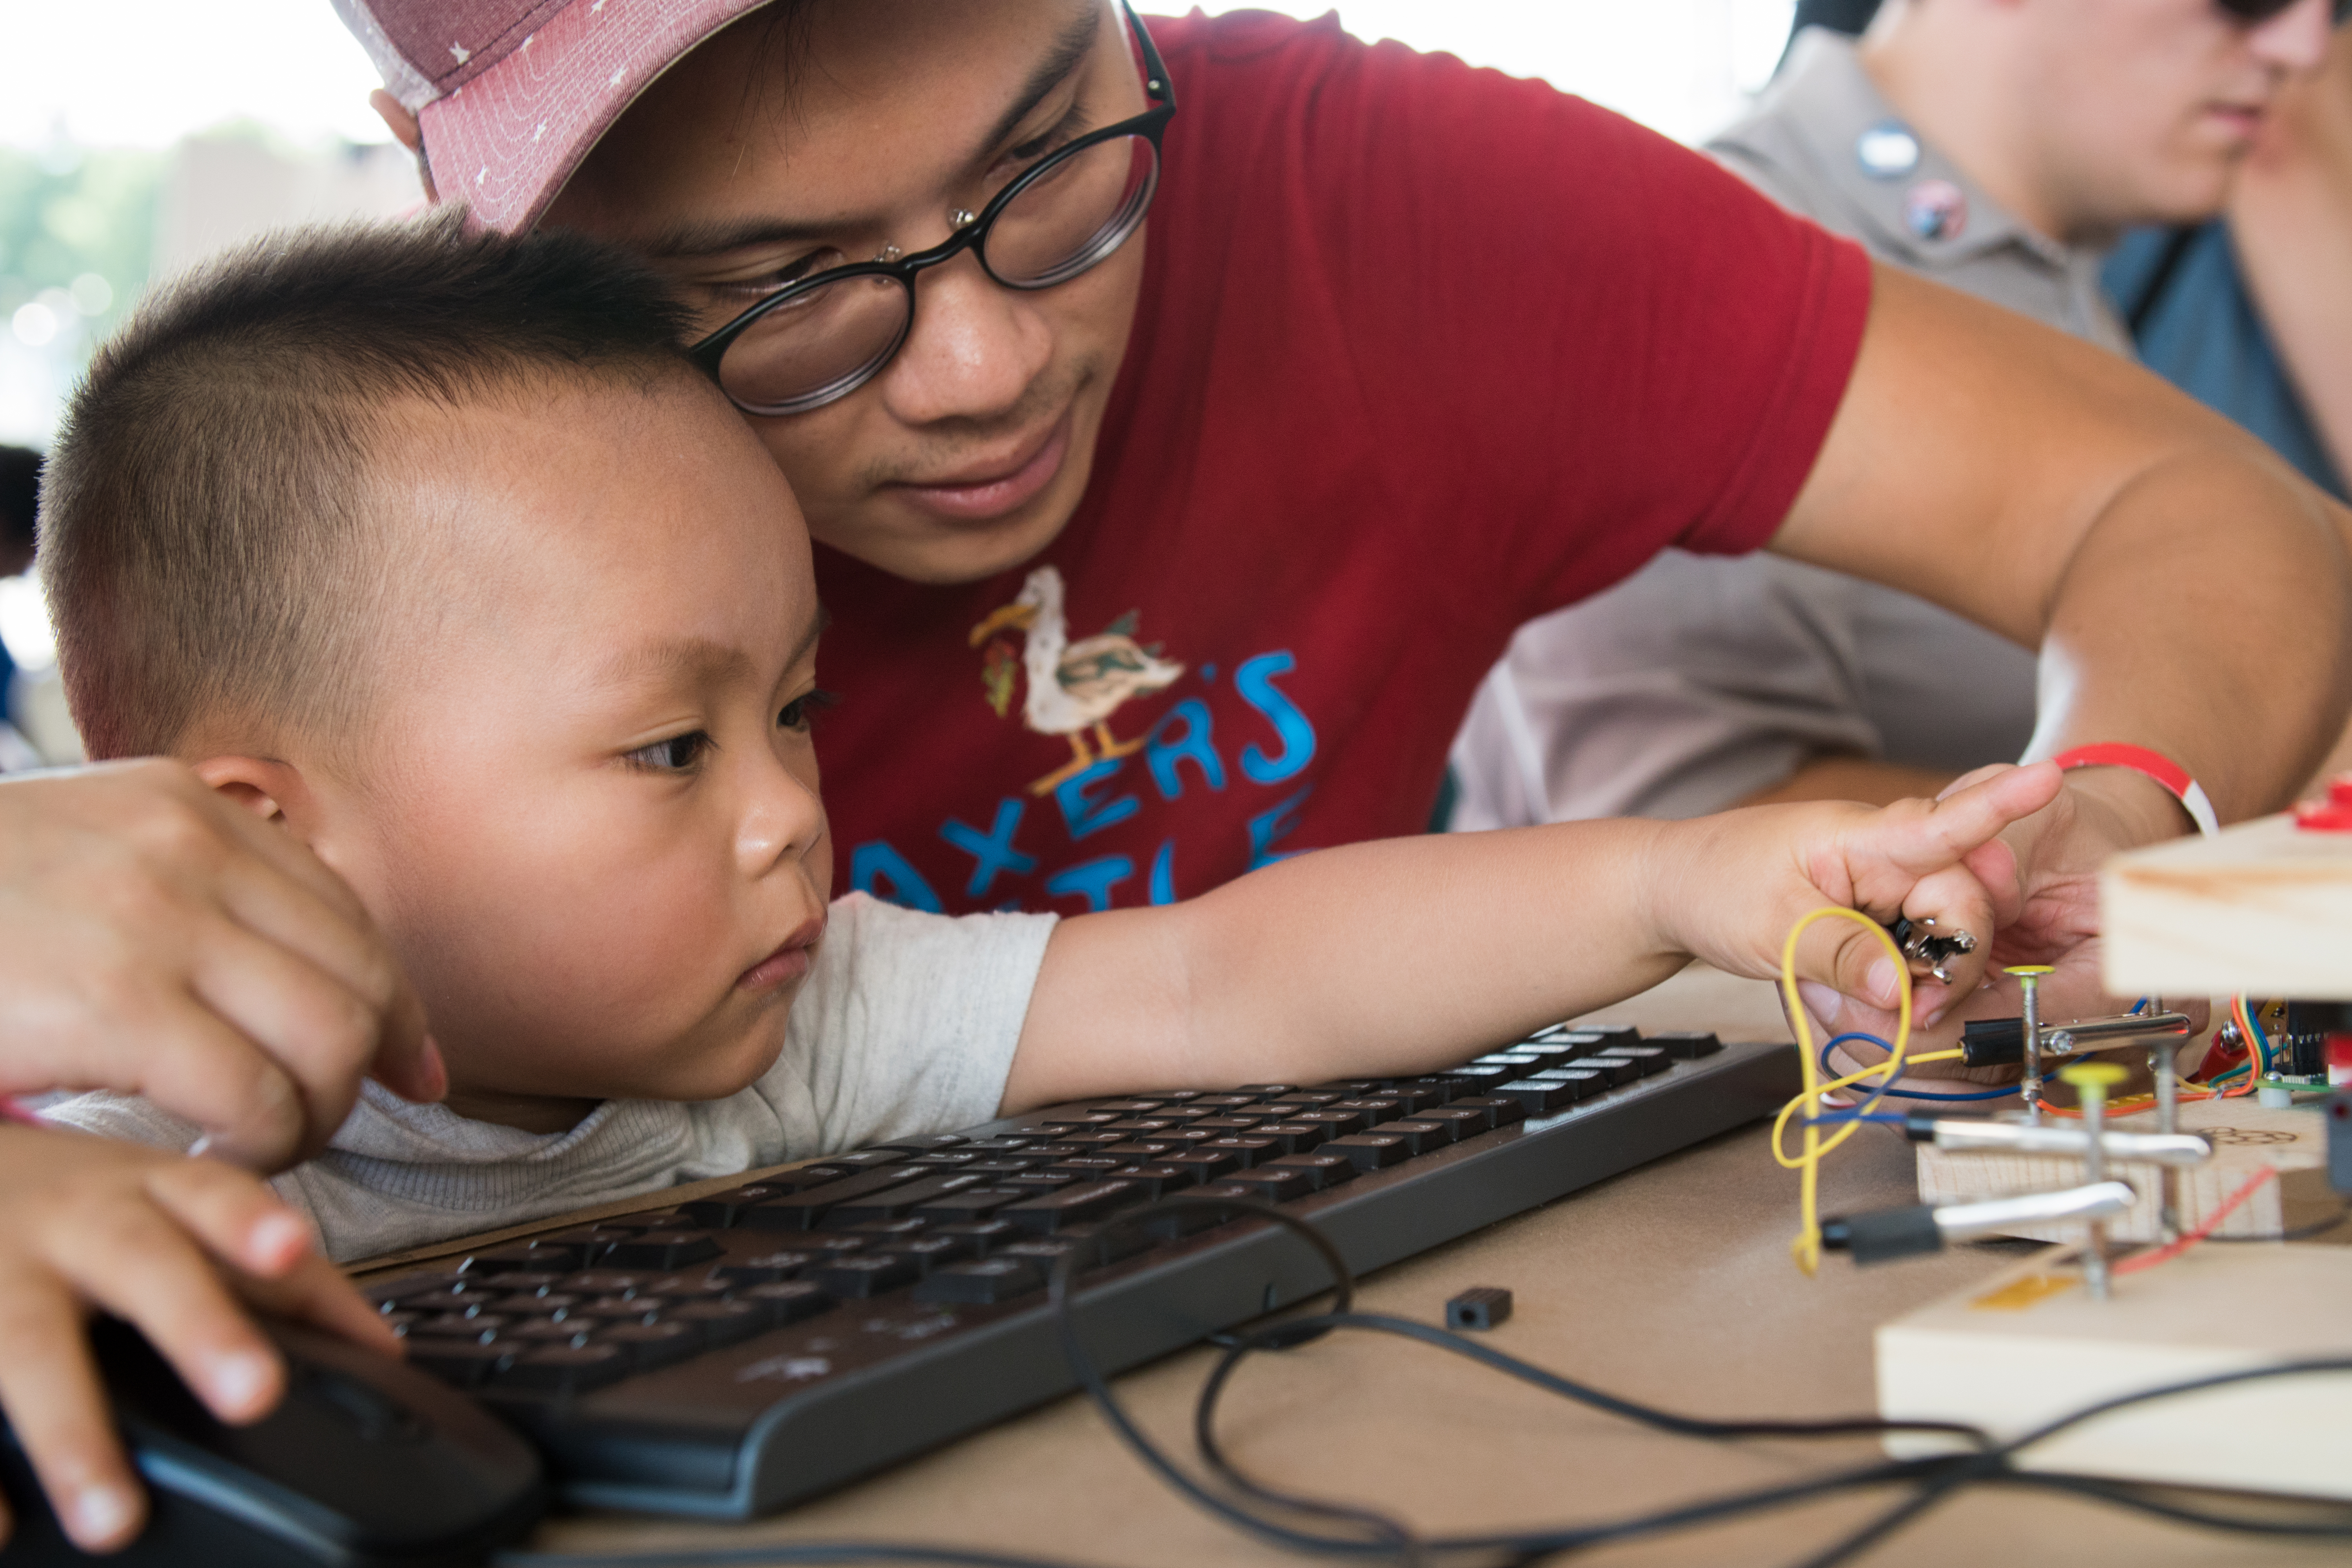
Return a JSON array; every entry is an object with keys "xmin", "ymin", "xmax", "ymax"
[{"xmin": 332, "ymin": 0, "xmax": 769, "ymax": 233}]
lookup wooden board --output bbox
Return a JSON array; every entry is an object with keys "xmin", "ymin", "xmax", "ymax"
[
  {"xmin": 1877, "ymin": 1242, "xmax": 2352, "ymax": 1500},
  {"xmin": 1913, "ymin": 1094, "xmax": 2341, "ymax": 1243},
  {"xmin": 2102, "ymin": 812, "xmax": 2352, "ymax": 998}
]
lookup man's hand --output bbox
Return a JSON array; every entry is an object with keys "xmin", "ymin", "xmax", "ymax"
[
  {"xmin": 0, "ymin": 1124, "xmax": 396, "ymax": 1553},
  {"xmin": 0, "ymin": 760, "xmax": 440, "ymax": 1169}
]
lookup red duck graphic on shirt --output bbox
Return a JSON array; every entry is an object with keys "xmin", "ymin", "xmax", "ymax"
[{"xmin": 969, "ymin": 564, "xmax": 1187, "ymax": 795}]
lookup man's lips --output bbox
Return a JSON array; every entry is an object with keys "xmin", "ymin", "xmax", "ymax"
[
  {"xmin": 738, "ymin": 914, "xmax": 826, "ymax": 992},
  {"xmin": 887, "ymin": 410, "xmax": 1071, "ymax": 523}
]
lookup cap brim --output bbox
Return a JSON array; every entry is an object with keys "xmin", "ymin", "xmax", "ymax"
[{"xmin": 419, "ymin": 0, "xmax": 769, "ymax": 234}]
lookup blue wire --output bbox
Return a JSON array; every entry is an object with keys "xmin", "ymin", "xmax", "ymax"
[
  {"xmin": 1815, "ymin": 1032, "xmax": 2050, "ymax": 1105},
  {"xmin": 2243, "ymin": 1001, "xmax": 2272, "ymax": 1076},
  {"xmin": 1811, "ymin": 1112, "xmax": 1909, "ymax": 1125}
]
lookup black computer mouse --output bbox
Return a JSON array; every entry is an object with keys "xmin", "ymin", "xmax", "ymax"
[{"xmin": 0, "ymin": 1315, "xmax": 545, "ymax": 1566}]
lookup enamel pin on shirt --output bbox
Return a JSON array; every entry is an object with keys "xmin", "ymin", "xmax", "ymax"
[{"xmin": 1854, "ymin": 120, "xmax": 1920, "ymax": 179}]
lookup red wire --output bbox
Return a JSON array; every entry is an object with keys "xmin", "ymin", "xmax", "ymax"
[{"xmin": 2113, "ymin": 1164, "xmax": 2280, "ymax": 1276}]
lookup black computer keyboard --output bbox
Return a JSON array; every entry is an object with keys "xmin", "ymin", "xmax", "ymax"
[{"xmin": 361, "ymin": 1027, "xmax": 1797, "ymax": 1518}]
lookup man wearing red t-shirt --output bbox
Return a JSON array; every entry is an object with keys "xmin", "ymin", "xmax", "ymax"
[{"xmin": 0, "ymin": 0, "xmax": 2341, "ymax": 1154}]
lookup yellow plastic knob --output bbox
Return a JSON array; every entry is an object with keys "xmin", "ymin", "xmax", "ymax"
[
  {"xmin": 2004, "ymin": 965, "xmax": 2057, "ymax": 978},
  {"xmin": 2059, "ymin": 1062, "xmax": 2128, "ymax": 1089}
]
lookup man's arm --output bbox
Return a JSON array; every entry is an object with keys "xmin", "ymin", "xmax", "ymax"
[
  {"xmin": 1002, "ymin": 764, "xmax": 2062, "ymax": 1110},
  {"xmin": 1775, "ymin": 261, "xmax": 2352, "ymax": 820}
]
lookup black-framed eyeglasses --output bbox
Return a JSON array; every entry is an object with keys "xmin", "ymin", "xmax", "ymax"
[
  {"xmin": 688, "ymin": 0, "xmax": 1176, "ymax": 418},
  {"xmin": 2217, "ymin": 0, "xmax": 2350, "ymax": 25}
]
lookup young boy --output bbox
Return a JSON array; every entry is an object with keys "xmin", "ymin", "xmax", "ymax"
[{"xmin": 0, "ymin": 215, "xmax": 2058, "ymax": 1553}]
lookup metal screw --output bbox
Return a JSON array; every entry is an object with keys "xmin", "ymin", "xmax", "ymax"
[
  {"xmin": 2061, "ymin": 1061, "xmax": 2129, "ymax": 1300},
  {"xmin": 2008, "ymin": 965, "xmax": 2056, "ymax": 1123}
]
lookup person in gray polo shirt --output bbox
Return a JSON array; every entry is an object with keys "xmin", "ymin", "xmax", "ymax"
[{"xmin": 1449, "ymin": 0, "xmax": 2340, "ymax": 829}]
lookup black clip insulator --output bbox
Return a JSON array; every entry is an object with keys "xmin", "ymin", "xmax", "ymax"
[
  {"xmin": 1819, "ymin": 1204, "xmax": 1945, "ymax": 1266},
  {"xmin": 1959, "ymin": 1016, "xmax": 2025, "ymax": 1067}
]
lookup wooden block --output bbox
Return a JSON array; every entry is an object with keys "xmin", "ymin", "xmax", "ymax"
[
  {"xmin": 1878, "ymin": 1242, "xmax": 2352, "ymax": 1500},
  {"xmin": 1913, "ymin": 1094, "xmax": 2335, "ymax": 1243},
  {"xmin": 2102, "ymin": 812, "xmax": 2352, "ymax": 999}
]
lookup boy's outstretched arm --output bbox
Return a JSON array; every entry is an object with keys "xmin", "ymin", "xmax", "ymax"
[
  {"xmin": 0, "ymin": 1125, "xmax": 396, "ymax": 1553},
  {"xmin": 1003, "ymin": 763, "xmax": 2065, "ymax": 1112}
]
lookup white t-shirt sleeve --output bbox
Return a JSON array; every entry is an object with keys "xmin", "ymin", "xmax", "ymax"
[{"xmin": 748, "ymin": 892, "xmax": 1057, "ymax": 1155}]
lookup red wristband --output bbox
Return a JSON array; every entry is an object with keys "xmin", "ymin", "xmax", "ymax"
[{"xmin": 2051, "ymin": 744, "xmax": 2218, "ymax": 838}]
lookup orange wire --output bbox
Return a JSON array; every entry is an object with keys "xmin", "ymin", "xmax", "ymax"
[{"xmin": 2114, "ymin": 1164, "xmax": 2280, "ymax": 1276}]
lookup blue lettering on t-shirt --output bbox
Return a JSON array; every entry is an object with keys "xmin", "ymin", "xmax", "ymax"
[
  {"xmin": 1144, "ymin": 699, "xmax": 1227, "ymax": 802},
  {"xmin": 938, "ymin": 797, "xmax": 1038, "ymax": 898},
  {"xmin": 1149, "ymin": 839, "xmax": 1178, "ymax": 905},
  {"xmin": 849, "ymin": 840, "xmax": 946, "ymax": 912},
  {"xmin": 1052, "ymin": 757, "xmax": 1142, "ymax": 841},
  {"xmin": 1045, "ymin": 855, "xmax": 1135, "ymax": 912},
  {"xmin": 1246, "ymin": 786, "xmax": 1314, "ymax": 871},
  {"xmin": 1234, "ymin": 651, "xmax": 1316, "ymax": 785}
]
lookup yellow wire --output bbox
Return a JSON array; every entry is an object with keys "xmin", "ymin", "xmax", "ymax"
[
  {"xmin": 1769, "ymin": 1048, "xmax": 1962, "ymax": 1169},
  {"xmin": 1776, "ymin": 907, "xmax": 1914, "ymax": 1277}
]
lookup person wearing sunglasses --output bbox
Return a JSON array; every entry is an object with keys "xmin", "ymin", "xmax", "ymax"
[
  {"xmin": 0, "ymin": 0, "xmax": 2346, "ymax": 1168},
  {"xmin": 1453, "ymin": 0, "xmax": 2342, "ymax": 857}
]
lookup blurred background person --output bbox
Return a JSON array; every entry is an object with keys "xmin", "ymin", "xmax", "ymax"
[
  {"xmin": 1449, "ymin": 0, "xmax": 2348, "ymax": 831},
  {"xmin": 0, "ymin": 446, "xmax": 47, "ymax": 771}
]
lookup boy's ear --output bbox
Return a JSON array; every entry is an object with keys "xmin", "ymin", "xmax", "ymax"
[{"xmin": 190, "ymin": 755, "xmax": 316, "ymax": 829}]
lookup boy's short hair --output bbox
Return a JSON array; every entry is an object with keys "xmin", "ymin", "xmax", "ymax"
[{"xmin": 40, "ymin": 210, "xmax": 694, "ymax": 760}]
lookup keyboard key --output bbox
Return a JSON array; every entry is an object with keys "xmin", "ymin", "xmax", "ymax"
[
  {"xmin": 737, "ymin": 1281, "xmax": 833, "ymax": 1327},
  {"xmin": 912, "ymin": 1188, "xmax": 1029, "ymax": 1223},
  {"xmin": 602, "ymin": 1230, "xmax": 724, "ymax": 1270},
  {"xmin": 739, "ymin": 1166, "xmax": 942, "ymax": 1229},
  {"xmin": 822, "ymin": 1172, "xmax": 986, "ymax": 1226},
  {"xmin": 1218, "ymin": 1167, "xmax": 1315, "ymax": 1202},
  {"xmin": 842, "ymin": 1218, "xmax": 932, "ymax": 1243},
  {"xmin": 892, "ymin": 1235, "xmax": 981, "ymax": 1271},
  {"xmin": 1385, "ymin": 1084, "xmax": 1455, "ymax": 1115},
  {"xmin": 643, "ymin": 1274, "xmax": 733, "ymax": 1300},
  {"xmin": 1033, "ymin": 1114, "xmax": 1122, "ymax": 1131},
  {"xmin": 1366, "ymin": 1120, "xmax": 1457, "ymax": 1155},
  {"xmin": 1651, "ymin": 1031, "xmax": 1723, "ymax": 1060},
  {"xmin": 1189, "ymin": 1117, "xmax": 1264, "ymax": 1135},
  {"xmin": 1199, "ymin": 1136, "xmax": 1279, "ymax": 1167},
  {"xmin": 1051, "ymin": 1131, "xmax": 1134, "ymax": 1148},
  {"xmin": 1235, "ymin": 1084, "xmax": 1301, "ymax": 1097},
  {"xmin": 947, "ymin": 1158, "xmax": 1043, "ymax": 1176},
  {"xmin": 478, "ymin": 1271, "xmax": 567, "ymax": 1296},
  {"xmin": 1491, "ymin": 1078, "xmax": 1585, "ymax": 1113},
  {"xmin": 1250, "ymin": 1123, "xmax": 1330, "ymax": 1154},
  {"xmin": 1568, "ymin": 1025, "xmax": 1642, "ymax": 1051},
  {"xmin": 500, "ymin": 1343, "xmax": 630, "ymax": 1394},
  {"xmin": 1254, "ymin": 1103, "xmax": 1310, "ymax": 1120},
  {"xmin": 997, "ymin": 1180, "xmax": 1147, "ymax": 1234},
  {"xmin": 930, "ymin": 1220, "xmax": 1018, "ymax": 1253},
  {"xmin": 1318, "ymin": 1134, "xmax": 1410, "ymax": 1171},
  {"xmin": 956, "ymin": 1137, "xmax": 1035, "ymax": 1152},
  {"xmin": 561, "ymin": 1270, "xmax": 655, "ymax": 1297},
  {"xmin": 600, "ymin": 1321, "xmax": 700, "ymax": 1371},
  {"xmin": 407, "ymin": 1341, "xmax": 512, "ymax": 1388},
  {"xmin": 998, "ymin": 1172, "xmax": 1079, "ymax": 1193},
  {"xmin": 1102, "ymin": 1141, "xmax": 1176, "ymax": 1160},
  {"xmin": 1606, "ymin": 1045, "xmax": 1675, "ymax": 1076},
  {"xmin": 1292, "ymin": 1109, "xmax": 1369, "ymax": 1136},
  {"xmin": 1100, "ymin": 1120, "xmax": 1176, "ymax": 1133},
  {"xmin": 609, "ymin": 1209, "xmax": 696, "ymax": 1231},
  {"xmin": 669, "ymin": 1300, "xmax": 766, "ymax": 1348},
  {"xmin": 868, "ymin": 1134, "xmax": 969, "ymax": 1153},
  {"xmin": 577, "ymin": 1296, "xmax": 667, "ymax": 1327},
  {"xmin": 1418, "ymin": 1107, "xmax": 1499, "ymax": 1140},
  {"xmin": 1474, "ymin": 1053, "xmax": 1544, "ymax": 1069},
  {"xmin": 1043, "ymin": 1158, "xmax": 1131, "ymax": 1179},
  {"xmin": 1437, "ymin": 1066, "xmax": 1513, "ymax": 1089},
  {"xmin": 1087, "ymin": 1101, "xmax": 1169, "ymax": 1115},
  {"xmin": 806, "ymin": 1149, "xmax": 912, "ymax": 1172},
  {"xmin": 1328, "ymin": 1098, "xmax": 1403, "ymax": 1123},
  {"xmin": 1111, "ymin": 1163, "xmax": 1201, "ymax": 1198},
  {"xmin": 412, "ymin": 1312, "xmax": 510, "ymax": 1339},
  {"xmin": 1187, "ymin": 1095, "xmax": 1259, "ymax": 1110},
  {"xmin": 1163, "ymin": 1149, "xmax": 1243, "ymax": 1181},
  {"xmin": 368, "ymin": 1273, "xmax": 461, "ymax": 1305},
  {"xmin": 1573, "ymin": 1056, "xmax": 1641, "ymax": 1087},
  {"xmin": 1263, "ymin": 1152, "xmax": 1359, "ymax": 1190},
  {"xmin": 809, "ymin": 1255, "xmax": 921, "ymax": 1297},
  {"xmin": 904, "ymin": 1151, "xmax": 980, "ymax": 1166},
  {"xmin": 503, "ymin": 1319, "xmax": 595, "ymax": 1348},
  {"xmin": 715, "ymin": 1250, "xmax": 815, "ymax": 1285},
  {"xmin": 1530, "ymin": 1067, "xmax": 1608, "ymax": 1097},
  {"xmin": 912, "ymin": 1258, "xmax": 1044, "ymax": 1305}
]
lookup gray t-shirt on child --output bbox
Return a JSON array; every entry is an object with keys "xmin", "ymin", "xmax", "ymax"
[{"xmin": 43, "ymin": 893, "xmax": 1057, "ymax": 1263}]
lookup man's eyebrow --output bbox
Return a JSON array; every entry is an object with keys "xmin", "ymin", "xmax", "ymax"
[
  {"xmin": 979, "ymin": 2, "xmax": 1105, "ymax": 159},
  {"xmin": 645, "ymin": 5, "xmax": 1103, "ymax": 265}
]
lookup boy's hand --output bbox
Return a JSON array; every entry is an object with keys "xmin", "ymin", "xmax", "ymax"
[
  {"xmin": 0, "ymin": 1123, "xmax": 395, "ymax": 1553},
  {"xmin": 0, "ymin": 760, "xmax": 442, "ymax": 1169},
  {"xmin": 1655, "ymin": 761, "xmax": 2068, "ymax": 1026}
]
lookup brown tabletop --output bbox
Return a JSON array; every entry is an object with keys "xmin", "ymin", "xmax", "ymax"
[{"xmin": 520, "ymin": 968, "xmax": 2343, "ymax": 1566}]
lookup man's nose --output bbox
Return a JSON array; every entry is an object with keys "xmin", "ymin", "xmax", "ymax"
[
  {"xmin": 2248, "ymin": 0, "xmax": 2335, "ymax": 72},
  {"xmin": 876, "ymin": 249, "xmax": 1053, "ymax": 427}
]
